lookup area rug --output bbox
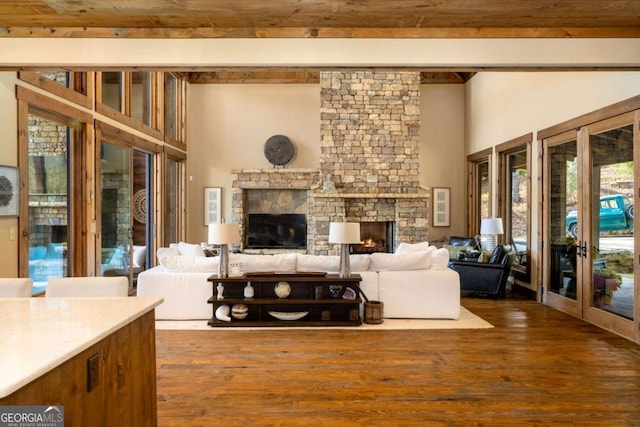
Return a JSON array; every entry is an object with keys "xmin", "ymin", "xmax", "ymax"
[{"xmin": 155, "ymin": 306, "xmax": 493, "ymax": 330}]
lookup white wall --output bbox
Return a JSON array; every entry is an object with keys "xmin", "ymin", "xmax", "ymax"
[
  {"xmin": 186, "ymin": 84, "xmax": 321, "ymax": 243},
  {"xmin": 466, "ymin": 71, "xmax": 640, "ymax": 154},
  {"xmin": 420, "ymin": 84, "xmax": 466, "ymax": 241},
  {"xmin": 0, "ymin": 72, "xmax": 19, "ymax": 276}
]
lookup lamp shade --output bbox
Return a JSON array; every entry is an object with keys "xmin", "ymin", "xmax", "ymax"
[
  {"xmin": 480, "ymin": 218, "xmax": 504, "ymax": 235},
  {"xmin": 328, "ymin": 222, "xmax": 361, "ymax": 244},
  {"xmin": 208, "ymin": 223, "xmax": 241, "ymax": 245}
]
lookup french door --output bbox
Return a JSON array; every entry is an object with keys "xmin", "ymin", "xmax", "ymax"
[
  {"xmin": 98, "ymin": 141, "xmax": 152, "ymax": 292},
  {"xmin": 543, "ymin": 111, "xmax": 639, "ymax": 341}
]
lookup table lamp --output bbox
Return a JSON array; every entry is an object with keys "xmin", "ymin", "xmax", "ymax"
[
  {"xmin": 480, "ymin": 217, "xmax": 503, "ymax": 253},
  {"xmin": 329, "ymin": 222, "xmax": 361, "ymax": 278},
  {"xmin": 208, "ymin": 222, "xmax": 241, "ymax": 278}
]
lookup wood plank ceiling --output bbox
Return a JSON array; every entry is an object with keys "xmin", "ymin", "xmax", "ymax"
[{"xmin": 1, "ymin": 0, "xmax": 638, "ymax": 84}]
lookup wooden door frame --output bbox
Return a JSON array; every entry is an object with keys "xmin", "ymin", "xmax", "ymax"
[{"xmin": 466, "ymin": 148, "xmax": 492, "ymax": 237}]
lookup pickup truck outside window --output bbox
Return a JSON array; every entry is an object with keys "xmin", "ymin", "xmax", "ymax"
[{"xmin": 566, "ymin": 194, "xmax": 634, "ymax": 237}]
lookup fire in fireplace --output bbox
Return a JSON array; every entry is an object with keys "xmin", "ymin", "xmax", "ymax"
[{"xmin": 351, "ymin": 222, "xmax": 394, "ymax": 254}]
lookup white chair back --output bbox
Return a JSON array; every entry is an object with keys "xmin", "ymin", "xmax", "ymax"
[
  {"xmin": 45, "ymin": 276, "xmax": 129, "ymax": 297},
  {"xmin": 0, "ymin": 278, "xmax": 33, "ymax": 297}
]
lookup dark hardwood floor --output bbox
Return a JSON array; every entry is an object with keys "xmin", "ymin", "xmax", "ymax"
[{"xmin": 155, "ymin": 295, "xmax": 640, "ymax": 426}]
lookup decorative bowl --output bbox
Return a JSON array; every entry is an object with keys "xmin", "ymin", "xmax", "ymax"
[{"xmin": 268, "ymin": 311, "xmax": 308, "ymax": 321}]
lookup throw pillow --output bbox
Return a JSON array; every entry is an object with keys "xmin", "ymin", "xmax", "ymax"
[
  {"xmin": 295, "ymin": 254, "xmax": 371, "ymax": 273},
  {"xmin": 443, "ymin": 244, "xmax": 473, "ymax": 261},
  {"xmin": 229, "ymin": 253, "xmax": 297, "ymax": 273},
  {"xmin": 369, "ymin": 251, "xmax": 430, "ymax": 271},
  {"xmin": 157, "ymin": 247, "xmax": 180, "ymax": 259},
  {"xmin": 395, "ymin": 241, "xmax": 430, "ymax": 254},
  {"xmin": 430, "ymin": 248, "xmax": 450, "ymax": 270},
  {"xmin": 159, "ymin": 255, "xmax": 218, "ymax": 273},
  {"xmin": 178, "ymin": 242, "xmax": 206, "ymax": 257},
  {"xmin": 296, "ymin": 254, "xmax": 339, "ymax": 272},
  {"xmin": 132, "ymin": 245, "xmax": 146, "ymax": 268}
]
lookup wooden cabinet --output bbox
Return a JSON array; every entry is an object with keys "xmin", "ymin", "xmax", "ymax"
[
  {"xmin": 207, "ymin": 273, "xmax": 362, "ymax": 327},
  {"xmin": 0, "ymin": 310, "xmax": 157, "ymax": 427}
]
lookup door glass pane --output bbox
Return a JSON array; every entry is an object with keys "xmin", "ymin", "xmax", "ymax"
[
  {"xmin": 164, "ymin": 74, "xmax": 178, "ymax": 140},
  {"xmin": 164, "ymin": 158, "xmax": 179, "ymax": 245},
  {"xmin": 132, "ymin": 150, "xmax": 152, "ymax": 284},
  {"xmin": 101, "ymin": 72, "xmax": 122, "ymax": 111},
  {"xmin": 478, "ymin": 161, "xmax": 490, "ymax": 222},
  {"xmin": 508, "ymin": 151, "xmax": 528, "ymax": 271},
  {"xmin": 131, "ymin": 72, "xmax": 152, "ymax": 126},
  {"xmin": 548, "ymin": 140, "xmax": 578, "ymax": 299},
  {"xmin": 28, "ymin": 115, "xmax": 70, "ymax": 294},
  {"xmin": 100, "ymin": 142, "xmax": 131, "ymax": 288},
  {"xmin": 36, "ymin": 71, "xmax": 71, "ymax": 88},
  {"xmin": 590, "ymin": 125, "xmax": 634, "ymax": 319}
]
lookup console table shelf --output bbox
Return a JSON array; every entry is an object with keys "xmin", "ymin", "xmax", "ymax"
[{"xmin": 207, "ymin": 273, "xmax": 362, "ymax": 327}]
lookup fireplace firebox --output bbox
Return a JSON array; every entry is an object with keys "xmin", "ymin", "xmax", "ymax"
[{"xmin": 351, "ymin": 222, "xmax": 394, "ymax": 254}]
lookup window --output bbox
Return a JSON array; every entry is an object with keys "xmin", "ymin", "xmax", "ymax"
[
  {"xmin": 17, "ymin": 86, "xmax": 93, "ymax": 293},
  {"xmin": 19, "ymin": 71, "xmax": 94, "ymax": 109},
  {"xmin": 162, "ymin": 150, "xmax": 185, "ymax": 246},
  {"xmin": 101, "ymin": 71, "xmax": 123, "ymax": 111},
  {"xmin": 163, "ymin": 73, "xmax": 186, "ymax": 147},
  {"xmin": 497, "ymin": 134, "xmax": 532, "ymax": 284},
  {"xmin": 96, "ymin": 71, "xmax": 163, "ymax": 140},
  {"xmin": 467, "ymin": 149, "xmax": 492, "ymax": 236}
]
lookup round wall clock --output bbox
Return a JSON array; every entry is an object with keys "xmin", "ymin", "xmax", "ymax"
[{"xmin": 264, "ymin": 135, "xmax": 295, "ymax": 167}]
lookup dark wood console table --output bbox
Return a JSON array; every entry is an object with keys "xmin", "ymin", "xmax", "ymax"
[{"xmin": 207, "ymin": 272, "xmax": 362, "ymax": 327}]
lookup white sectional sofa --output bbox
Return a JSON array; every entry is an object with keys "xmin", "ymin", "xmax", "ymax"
[{"xmin": 137, "ymin": 242, "xmax": 459, "ymax": 321}]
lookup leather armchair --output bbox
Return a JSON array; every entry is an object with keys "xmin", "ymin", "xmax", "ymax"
[{"xmin": 449, "ymin": 245, "xmax": 515, "ymax": 298}]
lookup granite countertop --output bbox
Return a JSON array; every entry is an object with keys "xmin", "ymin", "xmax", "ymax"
[{"xmin": 0, "ymin": 296, "xmax": 163, "ymax": 398}]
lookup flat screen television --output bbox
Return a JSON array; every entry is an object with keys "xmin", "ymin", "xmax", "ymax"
[{"xmin": 247, "ymin": 213, "xmax": 307, "ymax": 249}]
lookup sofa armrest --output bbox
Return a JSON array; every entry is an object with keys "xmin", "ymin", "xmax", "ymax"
[{"xmin": 449, "ymin": 262, "xmax": 508, "ymax": 297}]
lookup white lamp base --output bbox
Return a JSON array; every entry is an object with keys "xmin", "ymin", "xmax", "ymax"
[{"xmin": 484, "ymin": 235, "xmax": 497, "ymax": 253}]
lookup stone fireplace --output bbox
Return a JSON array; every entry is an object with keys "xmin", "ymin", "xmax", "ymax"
[{"xmin": 232, "ymin": 71, "xmax": 430, "ymax": 255}]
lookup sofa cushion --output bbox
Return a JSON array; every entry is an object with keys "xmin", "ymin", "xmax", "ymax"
[
  {"xmin": 296, "ymin": 254, "xmax": 371, "ymax": 272},
  {"xmin": 229, "ymin": 253, "xmax": 297, "ymax": 273},
  {"xmin": 157, "ymin": 247, "xmax": 180, "ymax": 258},
  {"xmin": 159, "ymin": 255, "xmax": 218, "ymax": 272},
  {"xmin": 369, "ymin": 251, "xmax": 431, "ymax": 271},
  {"xmin": 430, "ymin": 248, "xmax": 450, "ymax": 270},
  {"xmin": 132, "ymin": 245, "xmax": 146, "ymax": 268},
  {"xmin": 178, "ymin": 242, "xmax": 206, "ymax": 257},
  {"xmin": 395, "ymin": 241, "xmax": 430, "ymax": 254}
]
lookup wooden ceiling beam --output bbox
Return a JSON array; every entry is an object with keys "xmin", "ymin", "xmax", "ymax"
[
  {"xmin": 1, "ymin": 26, "xmax": 640, "ymax": 39},
  {"xmin": 188, "ymin": 71, "xmax": 320, "ymax": 84}
]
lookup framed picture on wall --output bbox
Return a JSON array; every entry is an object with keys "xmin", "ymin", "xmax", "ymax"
[
  {"xmin": 0, "ymin": 165, "xmax": 19, "ymax": 217},
  {"xmin": 204, "ymin": 187, "xmax": 221, "ymax": 225},
  {"xmin": 432, "ymin": 187, "xmax": 450, "ymax": 227}
]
